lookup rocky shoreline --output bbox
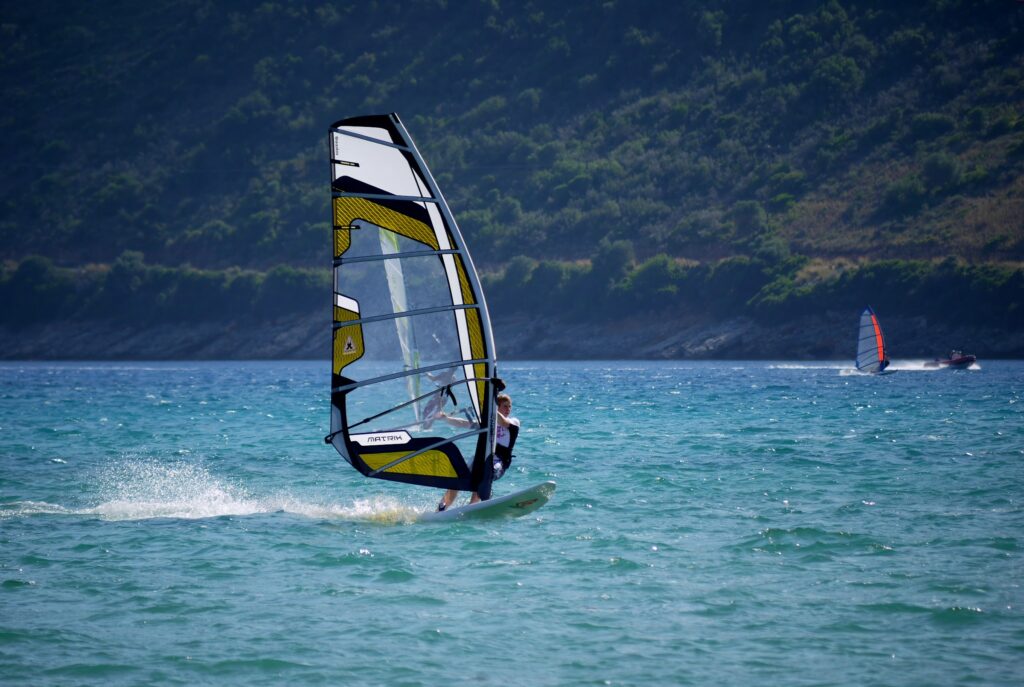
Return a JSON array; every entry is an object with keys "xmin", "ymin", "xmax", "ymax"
[{"xmin": 2, "ymin": 312, "xmax": 1020, "ymax": 361}]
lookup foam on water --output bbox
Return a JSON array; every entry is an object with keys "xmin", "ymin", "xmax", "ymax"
[
  {"xmin": 310, "ymin": 496, "xmax": 424, "ymax": 524},
  {"xmin": 81, "ymin": 458, "xmax": 259, "ymax": 520},
  {"xmin": 768, "ymin": 362, "xmax": 849, "ymax": 370},
  {"xmin": 3, "ymin": 458, "xmax": 424, "ymax": 524},
  {"xmin": 838, "ymin": 359, "xmax": 983, "ymax": 375},
  {"xmin": 0, "ymin": 500, "xmax": 74, "ymax": 518}
]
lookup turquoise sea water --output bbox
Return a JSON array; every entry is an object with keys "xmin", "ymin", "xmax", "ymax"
[{"xmin": 1, "ymin": 359, "xmax": 1022, "ymax": 686}]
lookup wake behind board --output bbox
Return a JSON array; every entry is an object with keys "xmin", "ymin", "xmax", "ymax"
[{"xmin": 418, "ymin": 481, "xmax": 556, "ymax": 523}]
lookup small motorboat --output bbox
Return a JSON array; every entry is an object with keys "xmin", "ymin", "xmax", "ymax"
[{"xmin": 924, "ymin": 350, "xmax": 977, "ymax": 369}]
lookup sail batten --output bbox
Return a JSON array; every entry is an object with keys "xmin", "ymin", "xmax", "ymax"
[
  {"xmin": 332, "ymin": 191, "xmax": 440, "ymax": 203},
  {"xmin": 332, "ymin": 304, "xmax": 482, "ymax": 330},
  {"xmin": 335, "ymin": 248, "xmax": 462, "ymax": 266},
  {"xmin": 332, "ymin": 357, "xmax": 491, "ymax": 393},
  {"xmin": 329, "ymin": 127, "xmax": 411, "ymax": 149},
  {"xmin": 327, "ymin": 113, "xmax": 497, "ymax": 491}
]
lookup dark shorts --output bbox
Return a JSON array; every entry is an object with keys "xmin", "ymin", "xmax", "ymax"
[
  {"xmin": 473, "ymin": 452, "xmax": 512, "ymax": 501},
  {"xmin": 474, "ymin": 456, "xmax": 494, "ymax": 501}
]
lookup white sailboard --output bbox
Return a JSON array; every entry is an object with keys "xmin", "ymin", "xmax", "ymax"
[{"xmin": 418, "ymin": 481, "xmax": 556, "ymax": 523}]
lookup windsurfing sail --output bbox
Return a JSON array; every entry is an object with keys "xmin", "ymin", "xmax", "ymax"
[
  {"xmin": 325, "ymin": 113, "xmax": 498, "ymax": 491},
  {"xmin": 855, "ymin": 306, "xmax": 888, "ymax": 373}
]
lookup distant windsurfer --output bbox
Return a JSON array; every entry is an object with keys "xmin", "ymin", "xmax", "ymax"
[{"xmin": 436, "ymin": 391, "xmax": 520, "ymax": 511}]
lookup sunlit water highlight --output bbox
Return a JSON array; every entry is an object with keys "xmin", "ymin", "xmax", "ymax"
[{"xmin": 1, "ymin": 360, "xmax": 1021, "ymax": 686}]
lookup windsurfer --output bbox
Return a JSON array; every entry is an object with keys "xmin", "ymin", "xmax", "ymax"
[
  {"xmin": 491, "ymin": 393, "xmax": 520, "ymax": 482},
  {"xmin": 879, "ymin": 358, "xmax": 890, "ymax": 372},
  {"xmin": 436, "ymin": 392, "xmax": 520, "ymax": 511}
]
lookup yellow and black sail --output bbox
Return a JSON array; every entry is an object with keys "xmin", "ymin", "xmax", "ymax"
[{"xmin": 326, "ymin": 113, "xmax": 497, "ymax": 491}]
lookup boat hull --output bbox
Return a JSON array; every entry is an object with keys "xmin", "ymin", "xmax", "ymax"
[{"xmin": 927, "ymin": 354, "xmax": 977, "ymax": 369}]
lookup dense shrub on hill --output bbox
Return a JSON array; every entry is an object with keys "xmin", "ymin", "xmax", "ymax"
[{"xmin": 0, "ymin": 0, "xmax": 1021, "ymax": 337}]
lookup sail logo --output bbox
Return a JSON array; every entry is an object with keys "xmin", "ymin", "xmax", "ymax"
[
  {"xmin": 351, "ymin": 431, "xmax": 411, "ymax": 446},
  {"xmin": 343, "ymin": 336, "xmax": 357, "ymax": 354}
]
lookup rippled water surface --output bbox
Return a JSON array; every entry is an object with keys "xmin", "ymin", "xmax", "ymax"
[{"xmin": 2, "ymin": 360, "xmax": 1022, "ymax": 685}]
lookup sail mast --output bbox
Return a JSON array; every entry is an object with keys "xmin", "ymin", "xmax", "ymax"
[{"xmin": 387, "ymin": 114, "xmax": 498, "ymax": 464}]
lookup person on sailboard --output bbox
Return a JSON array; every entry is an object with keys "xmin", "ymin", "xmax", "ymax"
[
  {"xmin": 879, "ymin": 358, "xmax": 890, "ymax": 372},
  {"xmin": 490, "ymin": 393, "xmax": 520, "ymax": 482},
  {"xmin": 435, "ymin": 391, "xmax": 520, "ymax": 511}
]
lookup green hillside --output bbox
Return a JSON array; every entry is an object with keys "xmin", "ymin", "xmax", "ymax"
[{"xmin": 1, "ymin": 0, "xmax": 1022, "ymax": 340}]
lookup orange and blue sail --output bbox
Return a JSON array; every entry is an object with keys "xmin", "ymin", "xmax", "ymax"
[
  {"xmin": 325, "ymin": 113, "xmax": 498, "ymax": 491},
  {"xmin": 855, "ymin": 306, "xmax": 888, "ymax": 373}
]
